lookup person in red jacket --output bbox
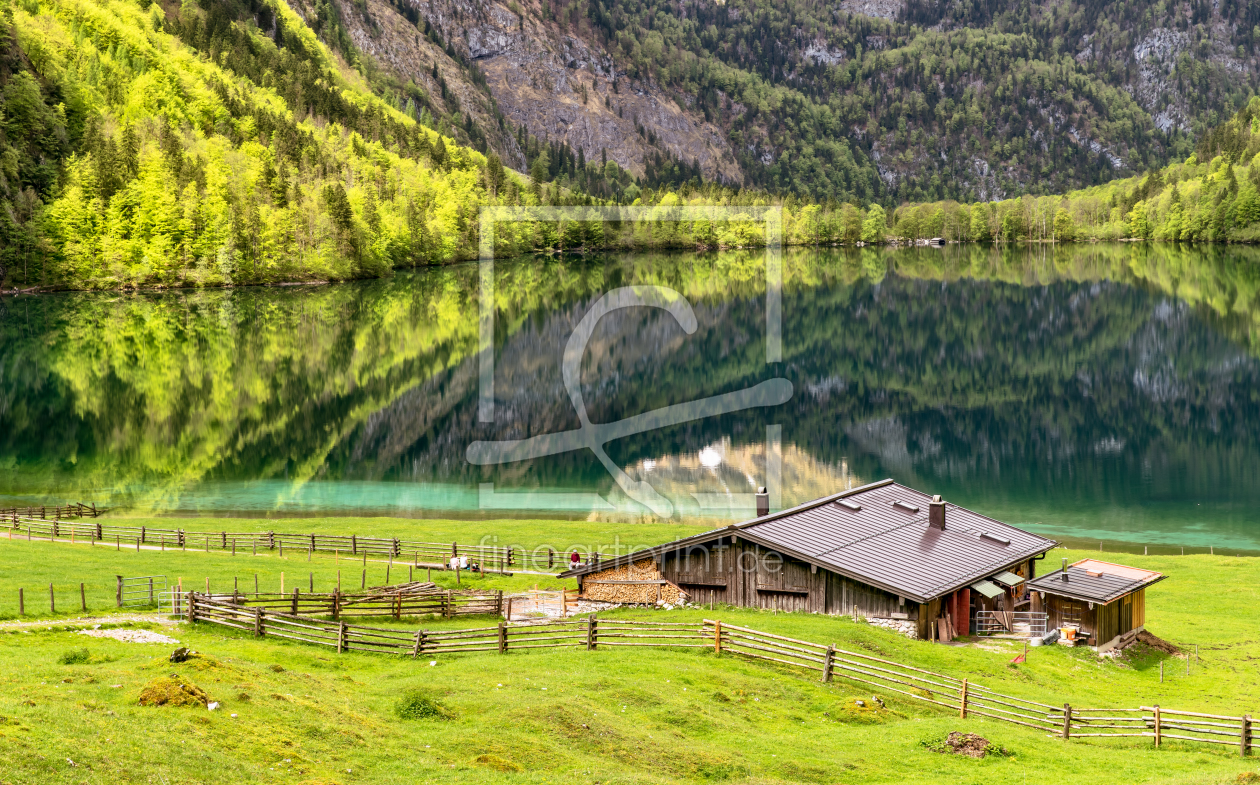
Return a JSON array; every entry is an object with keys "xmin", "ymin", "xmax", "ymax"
[{"xmin": 570, "ymin": 551, "xmax": 581, "ymax": 569}]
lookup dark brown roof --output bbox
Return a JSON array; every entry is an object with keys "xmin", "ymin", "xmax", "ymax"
[
  {"xmin": 1027, "ymin": 559, "xmax": 1166, "ymax": 604},
  {"xmin": 560, "ymin": 479, "xmax": 1057, "ymax": 603}
]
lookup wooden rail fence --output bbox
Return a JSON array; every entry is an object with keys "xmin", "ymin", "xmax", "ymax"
[
  {"xmin": 3, "ymin": 516, "xmax": 515, "ymax": 572},
  {"xmin": 179, "ymin": 583, "xmax": 505, "ymax": 621},
  {"xmin": 183, "ymin": 598, "xmax": 1256, "ymax": 757},
  {"xmin": 1, "ymin": 503, "xmax": 101, "ymax": 521},
  {"xmin": 187, "ymin": 593, "xmax": 703, "ymax": 655}
]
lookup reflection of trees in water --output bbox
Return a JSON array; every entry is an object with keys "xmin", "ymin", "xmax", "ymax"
[{"xmin": 0, "ymin": 244, "xmax": 1258, "ymax": 515}]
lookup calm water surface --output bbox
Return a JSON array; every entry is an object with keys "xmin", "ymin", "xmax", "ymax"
[{"xmin": 2, "ymin": 244, "xmax": 1258, "ymax": 549}]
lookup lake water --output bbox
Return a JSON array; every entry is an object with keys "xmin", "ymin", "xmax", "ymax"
[{"xmin": 2, "ymin": 243, "xmax": 1259, "ymax": 550}]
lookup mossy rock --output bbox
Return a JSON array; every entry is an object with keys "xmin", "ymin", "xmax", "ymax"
[
  {"xmin": 473, "ymin": 754, "xmax": 521, "ymax": 772},
  {"xmin": 138, "ymin": 676, "xmax": 210, "ymax": 708},
  {"xmin": 830, "ymin": 696, "xmax": 895, "ymax": 724}
]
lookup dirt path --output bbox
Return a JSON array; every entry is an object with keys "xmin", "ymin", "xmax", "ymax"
[{"xmin": 0, "ymin": 613, "xmax": 180, "ymax": 630}]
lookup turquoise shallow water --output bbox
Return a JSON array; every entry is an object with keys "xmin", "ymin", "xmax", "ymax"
[{"xmin": 1, "ymin": 244, "xmax": 1258, "ymax": 549}]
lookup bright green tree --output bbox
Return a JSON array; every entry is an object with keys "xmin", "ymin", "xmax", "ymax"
[{"xmin": 861, "ymin": 204, "xmax": 887, "ymax": 243}]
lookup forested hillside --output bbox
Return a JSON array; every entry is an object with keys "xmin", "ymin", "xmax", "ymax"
[
  {"xmin": 881, "ymin": 96, "xmax": 1260, "ymax": 245},
  {"xmin": 0, "ymin": 0, "xmax": 519, "ymax": 287}
]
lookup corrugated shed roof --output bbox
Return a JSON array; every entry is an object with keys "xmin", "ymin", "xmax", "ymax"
[
  {"xmin": 560, "ymin": 479, "xmax": 1057, "ymax": 603},
  {"xmin": 1027, "ymin": 560, "xmax": 1167, "ymax": 604}
]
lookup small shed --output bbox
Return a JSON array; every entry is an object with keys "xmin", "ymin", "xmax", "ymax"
[
  {"xmin": 1025, "ymin": 559, "xmax": 1166, "ymax": 648},
  {"xmin": 560, "ymin": 479, "xmax": 1057, "ymax": 640}
]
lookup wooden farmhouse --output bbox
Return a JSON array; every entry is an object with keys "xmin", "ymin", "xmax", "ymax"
[
  {"xmin": 561, "ymin": 479, "xmax": 1058, "ymax": 640},
  {"xmin": 1025, "ymin": 559, "xmax": 1166, "ymax": 648}
]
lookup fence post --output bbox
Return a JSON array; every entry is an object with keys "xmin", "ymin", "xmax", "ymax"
[
  {"xmin": 959, "ymin": 678, "xmax": 968, "ymax": 719},
  {"xmin": 822, "ymin": 644, "xmax": 835, "ymax": 682},
  {"xmin": 412, "ymin": 630, "xmax": 423, "ymax": 659},
  {"xmin": 140, "ymin": 526, "xmax": 145, "ymax": 544},
  {"xmin": 116, "ymin": 576, "xmax": 123, "ymax": 607},
  {"xmin": 714, "ymin": 620, "xmax": 722, "ymax": 655},
  {"xmin": 254, "ymin": 608, "xmax": 264, "ymax": 637},
  {"xmin": 49, "ymin": 583, "xmax": 55, "ymax": 614},
  {"xmin": 80, "ymin": 582, "xmax": 86, "ymax": 612},
  {"xmin": 352, "ymin": 535, "xmax": 357, "ymax": 555},
  {"xmin": 18, "ymin": 588, "xmax": 23, "ymax": 616},
  {"xmin": 333, "ymin": 588, "xmax": 340, "ymax": 620},
  {"xmin": 1154, "ymin": 705, "xmax": 1161, "ymax": 747},
  {"xmin": 1061, "ymin": 703, "xmax": 1071, "ymax": 740},
  {"xmin": 188, "ymin": 592, "xmax": 198, "ymax": 623},
  {"xmin": 587, "ymin": 615, "xmax": 598, "ymax": 650},
  {"xmin": 292, "ymin": 588, "xmax": 299, "ymax": 615},
  {"xmin": 498, "ymin": 622, "xmax": 508, "ymax": 654},
  {"xmin": 1241, "ymin": 714, "xmax": 1250, "ymax": 758},
  {"xmin": 496, "ymin": 590, "xmax": 503, "ymax": 617},
  {"xmin": 149, "ymin": 577, "xmax": 154, "ymax": 606},
  {"xmin": 337, "ymin": 621, "xmax": 346, "ymax": 653}
]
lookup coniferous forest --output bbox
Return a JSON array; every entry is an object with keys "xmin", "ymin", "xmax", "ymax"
[{"xmin": 3, "ymin": 0, "xmax": 1260, "ymax": 290}]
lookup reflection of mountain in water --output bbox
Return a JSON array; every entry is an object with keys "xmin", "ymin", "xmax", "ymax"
[
  {"xmin": 612, "ymin": 439, "xmax": 862, "ymax": 519},
  {"xmin": 2, "ymin": 245, "xmax": 1259, "ymax": 546}
]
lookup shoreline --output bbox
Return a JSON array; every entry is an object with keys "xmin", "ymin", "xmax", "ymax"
[{"xmin": 0, "ymin": 238, "xmax": 1238, "ymax": 296}]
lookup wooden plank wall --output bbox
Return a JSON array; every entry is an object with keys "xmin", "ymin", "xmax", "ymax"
[{"xmin": 660, "ymin": 537, "xmax": 919, "ymax": 621}]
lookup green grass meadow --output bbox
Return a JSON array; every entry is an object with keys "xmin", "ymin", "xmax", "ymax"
[{"xmin": 1, "ymin": 520, "xmax": 1259, "ymax": 784}]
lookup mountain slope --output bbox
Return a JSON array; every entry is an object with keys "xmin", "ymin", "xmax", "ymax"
[{"xmin": 332, "ymin": 0, "xmax": 1260, "ymax": 204}]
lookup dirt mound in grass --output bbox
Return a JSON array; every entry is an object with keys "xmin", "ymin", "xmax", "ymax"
[
  {"xmin": 1135, "ymin": 631, "xmax": 1181, "ymax": 655},
  {"xmin": 925, "ymin": 732, "xmax": 1010, "ymax": 759},
  {"xmin": 473, "ymin": 754, "xmax": 521, "ymax": 772},
  {"xmin": 138, "ymin": 676, "xmax": 210, "ymax": 707}
]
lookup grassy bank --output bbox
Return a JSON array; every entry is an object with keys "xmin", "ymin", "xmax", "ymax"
[
  {"xmin": 94, "ymin": 515, "xmax": 716, "ymax": 560},
  {"xmin": 1, "ymin": 526, "xmax": 1259, "ymax": 784}
]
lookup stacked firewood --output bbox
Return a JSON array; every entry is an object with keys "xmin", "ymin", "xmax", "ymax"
[{"xmin": 581, "ymin": 559, "xmax": 687, "ymax": 604}]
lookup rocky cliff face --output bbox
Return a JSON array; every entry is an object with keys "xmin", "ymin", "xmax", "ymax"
[
  {"xmin": 320, "ymin": 0, "xmax": 742, "ymax": 182},
  {"xmin": 288, "ymin": 0, "xmax": 528, "ymax": 168}
]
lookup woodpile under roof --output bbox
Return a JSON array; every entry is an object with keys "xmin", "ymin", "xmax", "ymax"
[{"xmin": 580, "ymin": 558, "xmax": 688, "ymax": 605}]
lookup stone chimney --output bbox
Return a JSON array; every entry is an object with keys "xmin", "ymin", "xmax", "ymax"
[
  {"xmin": 755, "ymin": 487, "xmax": 769, "ymax": 517},
  {"xmin": 928, "ymin": 495, "xmax": 946, "ymax": 530}
]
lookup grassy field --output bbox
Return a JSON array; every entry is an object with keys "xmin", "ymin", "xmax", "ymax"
[
  {"xmin": 0, "ymin": 534, "xmax": 572, "ymax": 621},
  {"xmin": 94, "ymin": 515, "xmax": 716, "ymax": 562},
  {"xmin": 1, "ymin": 524, "xmax": 1259, "ymax": 785}
]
